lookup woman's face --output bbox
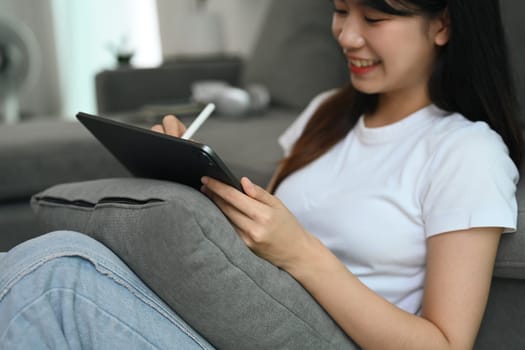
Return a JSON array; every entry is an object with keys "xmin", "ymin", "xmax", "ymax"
[{"xmin": 331, "ymin": 0, "xmax": 448, "ymax": 101}]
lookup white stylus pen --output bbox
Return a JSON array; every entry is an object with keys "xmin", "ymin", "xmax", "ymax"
[{"xmin": 181, "ymin": 103, "xmax": 216, "ymax": 140}]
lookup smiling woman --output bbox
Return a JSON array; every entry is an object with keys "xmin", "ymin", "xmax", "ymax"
[
  {"xmin": 51, "ymin": 0, "xmax": 162, "ymax": 118},
  {"xmin": 330, "ymin": 0, "xmax": 448, "ymax": 124}
]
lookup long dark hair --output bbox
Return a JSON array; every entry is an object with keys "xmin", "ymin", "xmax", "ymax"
[{"xmin": 271, "ymin": 0, "xmax": 524, "ymax": 192}]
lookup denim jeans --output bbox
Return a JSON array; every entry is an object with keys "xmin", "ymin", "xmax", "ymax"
[{"xmin": 0, "ymin": 230, "xmax": 215, "ymax": 350}]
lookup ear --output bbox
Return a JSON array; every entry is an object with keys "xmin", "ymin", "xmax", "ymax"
[{"xmin": 432, "ymin": 8, "xmax": 450, "ymax": 47}]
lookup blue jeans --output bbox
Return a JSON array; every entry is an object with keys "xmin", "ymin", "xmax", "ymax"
[{"xmin": 0, "ymin": 231, "xmax": 215, "ymax": 350}]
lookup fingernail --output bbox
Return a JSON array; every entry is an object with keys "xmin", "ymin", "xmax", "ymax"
[
  {"xmin": 242, "ymin": 177, "xmax": 254, "ymax": 191},
  {"xmin": 201, "ymin": 176, "xmax": 208, "ymax": 184}
]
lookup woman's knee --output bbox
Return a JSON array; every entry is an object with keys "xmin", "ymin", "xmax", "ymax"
[{"xmin": 0, "ymin": 231, "xmax": 214, "ymax": 349}]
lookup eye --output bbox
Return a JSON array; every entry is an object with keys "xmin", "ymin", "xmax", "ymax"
[
  {"xmin": 364, "ymin": 17, "xmax": 386, "ymax": 23},
  {"xmin": 362, "ymin": 7, "xmax": 389, "ymax": 23}
]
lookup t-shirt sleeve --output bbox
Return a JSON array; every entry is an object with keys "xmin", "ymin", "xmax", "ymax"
[
  {"xmin": 278, "ymin": 89, "xmax": 338, "ymax": 156},
  {"xmin": 422, "ymin": 123, "xmax": 519, "ymax": 237}
]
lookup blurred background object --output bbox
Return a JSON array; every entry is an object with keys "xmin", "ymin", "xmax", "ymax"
[
  {"xmin": 0, "ymin": 16, "xmax": 40, "ymax": 124},
  {"xmin": 0, "ymin": 0, "xmax": 522, "ymax": 124},
  {"xmin": 166, "ymin": 0, "xmax": 225, "ymax": 58}
]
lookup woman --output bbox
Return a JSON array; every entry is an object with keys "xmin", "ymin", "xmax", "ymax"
[
  {"xmin": 1, "ymin": 0, "xmax": 523, "ymax": 348},
  {"xmin": 157, "ymin": 0, "xmax": 523, "ymax": 347}
]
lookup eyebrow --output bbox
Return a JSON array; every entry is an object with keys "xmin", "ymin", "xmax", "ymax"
[{"xmin": 330, "ymin": 0, "xmax": 381, "ymax": 8}]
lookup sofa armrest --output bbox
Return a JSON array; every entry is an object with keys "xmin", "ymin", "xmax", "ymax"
[{"xmin": 95, "ymin": 57, "xmax": 243, "ymax": 114}]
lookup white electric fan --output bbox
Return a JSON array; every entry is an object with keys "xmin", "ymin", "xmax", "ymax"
[{"xmin": 0, "ymin": 16, "xmax": 39, "ymax": 124}]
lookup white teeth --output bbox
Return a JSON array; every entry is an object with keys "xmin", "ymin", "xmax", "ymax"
[{"xmin": 351, "ymin": 59, "xmax": 378, "ymax": 67}]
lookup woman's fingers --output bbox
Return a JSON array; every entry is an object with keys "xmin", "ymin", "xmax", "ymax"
[
  {"xmin": 202, "ymin": 177, "xmax": 282, "ymax": 243},
  {"xmin": 151, "ymin": 124, "xmax": 165, "ymax": 133},
  {"xmin": 231, "ymin": 223, "xmax": 255, "ymax": 248},
  {"xmin": 162, "ymin": 115, "xmax": 187, "ymax": 137},
  {"xmin": 240, "ymin": 177, "xmax": 278, "ymax": 206},
  {"xmin": 202, "ymin": 177, "xmax": 265, "ymax": 220},
  {"xmin": 202, "ymin": 183, "xmax": 252, "ymax": 227},
  {"xmin": 202, "ymin": 176, "xmax": 309, "ymax": 268},
  {"xmin": 203, "ymin": 185, "xmax": 261, "ymax": 249},
  {"xmin": 150, "ymin": 115, "xmax": 187, "ymax": 137}
]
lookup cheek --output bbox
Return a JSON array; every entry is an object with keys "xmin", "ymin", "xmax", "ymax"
[
  {"xmin": 373, "ymin": 29, "xmax": 431, "ymax": 67},
  {"xmin": 366, "ymin": 33, "xmax": 397, "ymax": 62}
]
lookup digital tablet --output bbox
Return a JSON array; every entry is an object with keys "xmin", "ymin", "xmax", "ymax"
[{"xmin": 76, "ymin": 112, "xmax": 242, "ymax": 192}]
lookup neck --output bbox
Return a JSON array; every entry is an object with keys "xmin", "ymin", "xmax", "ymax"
[{"xmin": 364, "ymin": 89, "xmax": 432, "ymax": 128}]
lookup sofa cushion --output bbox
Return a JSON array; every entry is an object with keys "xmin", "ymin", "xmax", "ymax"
[
  {"xmin": 30, "ymin": 178, "xmax": 356, "ymax": 350},
  {"xmin": 493, "ymin": 180, "xmax": 525, "ymax": 279},
  {"xmin": 0, "ymin": 120, "xmax": 129, "ymax": 201},
  {"xmin": 494, "ymin": 230, "xmax": 525, "ymax": 279},
  {"xmin": 242, "ymin": 0, "xmax": 348, "ymax": 109}
]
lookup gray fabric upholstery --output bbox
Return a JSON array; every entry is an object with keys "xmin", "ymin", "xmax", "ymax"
[
  {"xmin": 242, "ymin": 0, "xmax": 348, "ymax": 109},
  {"xmin": 96, "ymin": 57, "xmax": 242, "ymax": 114},
  {"xmin": 0, "ymin": 120, "xmax": 129, "ymax": 201},
  {"xmin": 475, "ymin": 277, "xmax": 525, "ymax": 349},
  {"xmin": 0, "ymin": 120, "xmax": 130, "ymax": 251},
  {"xmin": 495, "ymin": 232, "xmax": 525, "ymax": 279},
  {"xmin": 493, "ymin": 180, "xmax": 525, "ymax": 279},
  {"xmin": 30, "ymin": 178, "xmax": 357, "ymax": 350},
  {"xmin": 0, "ymin": 202, "xmax": 41, "ymax": 252}
]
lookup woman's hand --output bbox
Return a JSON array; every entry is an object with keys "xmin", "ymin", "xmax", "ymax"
[
  {"xmin": 201, "ymin": 176, "xmax": 316, "ymax": 270},
  {"xmin": 151, "ymin": 115, "xmax": 187, "ymax": 137}
]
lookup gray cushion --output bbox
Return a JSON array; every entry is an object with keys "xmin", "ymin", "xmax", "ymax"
[
  {"xmin": 242, "ymin": 0, "xmax": 348, "ymax": 109},
  {"xmin": 31, "ymin": 178, "xmax": 356, "ymax": 350},
  {"xmin": 493, "ymin": 180, "xmax": 525, "ymax": 279},
  {"xmin": 494, "ymin": 232, "xmax": 525, "ymax": 279}
]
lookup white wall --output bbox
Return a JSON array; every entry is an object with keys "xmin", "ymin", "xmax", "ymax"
[
  {"xmin": 156, "ymin": 0, "xmax": 272, "ymax": 59},
  {"xmin": 52, "ymin": 0, "xmax": 162, "ymax": 118}
]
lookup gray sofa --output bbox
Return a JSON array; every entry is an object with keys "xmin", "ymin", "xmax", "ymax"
[{"xmin": 1, "ymin": 0, "xmax": 525, "ymax": 348}]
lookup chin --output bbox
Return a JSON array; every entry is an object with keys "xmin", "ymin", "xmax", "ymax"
[
  {"xmin": 351, "ymin": 83, "xmax": 381, "ymax": 95},
  {"xmin": 350, "ymin": 77, "xmax": 380, "ymax": 93}
]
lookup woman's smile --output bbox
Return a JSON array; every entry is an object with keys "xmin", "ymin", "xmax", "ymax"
[{"xmin": 348, "ymin": 57, "xmax": 381, "ymax": 75}]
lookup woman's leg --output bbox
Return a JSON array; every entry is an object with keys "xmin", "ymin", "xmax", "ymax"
[{"xmin": 0, "ymin": 230, "xmax": 215, "ymax": 350}]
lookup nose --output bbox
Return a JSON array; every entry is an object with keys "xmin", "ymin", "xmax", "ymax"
[{"xmin": 335, "ymin": 17, "xmax": 365, "ymax": 49}]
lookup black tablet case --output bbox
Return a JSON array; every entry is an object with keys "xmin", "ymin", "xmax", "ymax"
[{"xmin": 76, "ymin": 112, "xmax": 241, "ymax": 191}]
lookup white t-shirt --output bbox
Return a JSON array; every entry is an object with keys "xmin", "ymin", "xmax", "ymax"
[{"xmin": 275, "ymin": 91, "xmax": 519, "ymax": 314}]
